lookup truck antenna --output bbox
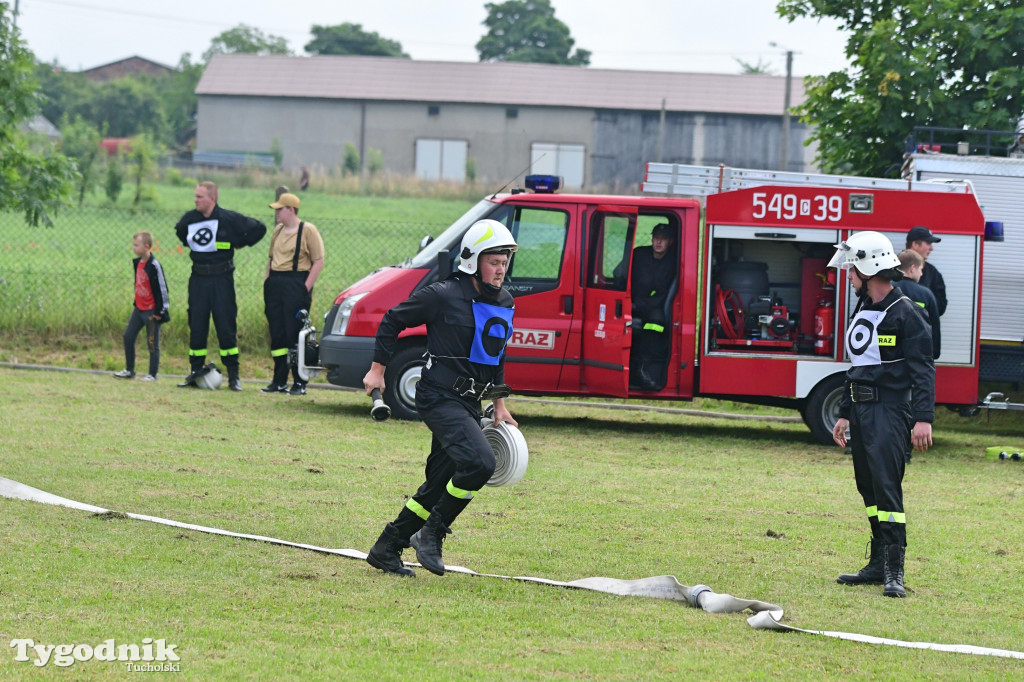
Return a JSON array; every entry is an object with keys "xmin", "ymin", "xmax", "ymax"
[{"xmin": 489, "ymin": 154, "xmax": 545, "ymax": 200}]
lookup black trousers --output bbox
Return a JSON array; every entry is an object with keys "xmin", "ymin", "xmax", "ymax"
[
  {"xmin": 263, "ymin": 271, "xmax": 311, "ymax": 383},
  {"xmin": 391, "ymin": 380, "xmax": 496, "ymax": 539},
  {"xmin": 187, "ymin": 272, "xmax": 238, "ymax": 370},
  {"xmin": 630, "ymin": 327, "xmax": 671, "ymax": 382},
  {"xmin": 850, "ymin": 400, "xmax": 912, "ymax": 547}
]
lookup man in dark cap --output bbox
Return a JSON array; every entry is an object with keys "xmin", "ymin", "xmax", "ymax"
[
  {"xmin": 906, "ymin": 226, "xmax": 946, "ymax": 316},
  {"xmin": 629, "ymin": 222, "xmax": 677, "ymax": 390}
]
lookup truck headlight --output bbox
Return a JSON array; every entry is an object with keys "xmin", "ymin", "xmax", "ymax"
[{"xmin": 331, "ymin": 292, "xmax": 368, "ymax": 336}]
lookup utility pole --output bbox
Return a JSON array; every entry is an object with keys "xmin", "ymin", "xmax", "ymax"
[
  {"xmin": 770, "ymin": 42, "xmax": 795, "ymax": 172},
  {"xmin": 13, "ymin": 0, "xmax": 20, "ymax": 28}
]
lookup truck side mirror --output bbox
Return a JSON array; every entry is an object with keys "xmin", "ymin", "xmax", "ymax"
[
  {"xmin": 437, "ymin": 249, "xmax": 451, "ymax": 280},
  {"xmin": 418, "ymin": 235, "xmax": 434, "ymax": 252}
]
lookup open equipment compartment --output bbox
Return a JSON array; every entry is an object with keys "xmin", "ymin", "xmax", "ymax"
[{"xmin": 706, "ymin": 225, "xmax": 839, "ymax": 357}]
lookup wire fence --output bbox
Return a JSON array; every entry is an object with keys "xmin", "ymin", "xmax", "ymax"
[{"xmin": 0, "ymin": 206, "xmax": 450, "ymax": 355}]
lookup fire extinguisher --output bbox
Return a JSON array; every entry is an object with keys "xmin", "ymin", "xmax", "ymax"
[{"xmin": 813, "ymin": 299, "xmax": 834, "ymax": 355}]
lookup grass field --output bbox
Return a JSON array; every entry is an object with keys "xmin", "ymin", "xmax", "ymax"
[{"xmin": 2, "ymin": 368, "xmax": 1023, "ymax": 679}]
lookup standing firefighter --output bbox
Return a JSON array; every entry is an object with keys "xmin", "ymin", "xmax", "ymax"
[
  {"xmin": 261, "ymin": 193, "xmax": 325, "ymax": 395},
  {"xmin": 829, "ymin": 231, "xmax": 935, "ymax": 598},
  {"xmin": 176, "ymin": 182, "xmax": 267, "ymax": 391},
  {"xmin": 363, "ymin": 219, "xmax": 518, "ymax": 577}
]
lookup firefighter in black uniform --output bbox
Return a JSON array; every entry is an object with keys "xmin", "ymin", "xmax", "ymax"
[
  {"xmin": 906, "ymin": 225, "xmax": 947, "ymax": 316},
  {"xmin": 829, "ymin": 231, "xmax": 935, "ymax": 598},
  {"xmin": 363, "ymin": 219, "xmax": 518, "ymax": 577},
  {"xmin": 261, "ymin": 193, "xmax": 325, "ymax": 395},
  {"xmin": 629, "ymin": 222, "xmax": 677, "ymax": 390},
  {"xmin": 176, "ymin": 182, "xmax": 267, "ymax": 391}
]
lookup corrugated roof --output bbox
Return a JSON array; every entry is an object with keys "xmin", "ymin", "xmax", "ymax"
[{"xmin": 197, "ymin": 54, "xmax": 804, "ymax": 116}]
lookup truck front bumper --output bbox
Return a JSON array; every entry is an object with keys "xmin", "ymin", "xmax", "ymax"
[{"xmin": 319, "ymin": 334, "xmax": 375, "ymax": 389}]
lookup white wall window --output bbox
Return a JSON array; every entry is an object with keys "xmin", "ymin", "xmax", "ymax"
[
  {"xmin": 415, "ymin": 139, "xmax": 467, "ymax": 182},
  {"xmin": 531, "ymin": 143, "xmax": 585, "ymax": 188}
]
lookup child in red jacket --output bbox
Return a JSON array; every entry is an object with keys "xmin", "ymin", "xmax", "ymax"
[{"xmin": 113, "ymin": 231, "xmax": 170, "ymax": 381}]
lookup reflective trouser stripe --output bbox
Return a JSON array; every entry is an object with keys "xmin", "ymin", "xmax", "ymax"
[
  {"xmin": 406, "ymin": 499, "xmax": 429, "ymax": 521},
  {"xmin": 189, "ymin": 349, "xmax": 207, "ymax": 357},
  {"xmin": 270, "ymin": 348, "xmax": 289, "ymax": 357},
  {"xmin": 220, "ymin": 347, "xmax": 239, "ymax": 356},
  {"xmin": 642, "ymin": 323, "xmax": 665, "ymax": 333},
  {"xmin": 866, "ymin": 505, "xmax": 877, "ymax": 518},
  {"xmin": 877, "ymin": 510, "xmax": 906, "ymax": 524},
  {"xmin": 447, "ymin": 480, "xmax": 474, "ymax": 500}
]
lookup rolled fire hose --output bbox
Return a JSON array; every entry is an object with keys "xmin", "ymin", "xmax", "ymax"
[
  {"xmin": 2, "ymin": 475, "xmax": 1022, "ymax": 661},
  {"xmin": 480, "ymin": 417, "xmax": 529, "ymax": 487}
]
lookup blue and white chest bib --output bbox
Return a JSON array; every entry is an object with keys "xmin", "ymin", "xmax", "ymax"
[{"xmin": 469, "ymin": 300, "xmax": 514, "ymax": 366}]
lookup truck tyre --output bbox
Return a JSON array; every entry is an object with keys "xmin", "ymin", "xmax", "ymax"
[
  {"xmin": 801, "ymin": 373, "xmax": 846, "ymax": 446},
  {"xmin": 383, "ymin": 346, "xmax": 427, "ymax": 420}
]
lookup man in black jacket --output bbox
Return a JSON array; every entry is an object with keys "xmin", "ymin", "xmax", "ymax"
[
  {"xmin": 906, "ymin": 225, "xmax": 947, "ymax": 316},
  {"xmin": 363, "ymin": 219, "xmax": 518, "ymax": 578},
  {"xmin": 629, "ymin": 222, "xmax": 677, "ymax": 390},
  {"xmin": 175, "ymin": 182, "xmax": 267, "ymax": 391},
  {"xmin": 829, "ymin": 231, "xmax": 935, "ymax": 598}
]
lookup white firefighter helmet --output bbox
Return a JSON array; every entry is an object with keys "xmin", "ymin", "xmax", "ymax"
[
  {"xmin": 828, "ymin": 231, "xmax": 901, "ymax": 276},
  {"xmin": 194, "ymin": 363, "xmax": 223, "ymax": 390},
  {"xmin": 458, "ymin": 220, "xmax": 518, "ymax": 275}
]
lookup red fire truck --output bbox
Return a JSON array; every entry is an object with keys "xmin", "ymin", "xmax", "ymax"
[{"xmin": 317, "ymin": 165, "xmax": 990, "ymax": 444}]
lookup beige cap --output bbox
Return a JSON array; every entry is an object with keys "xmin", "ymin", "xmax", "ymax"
[{"xmin": 269, "ymin": 193, "xmax": 300, "ymax": 209}]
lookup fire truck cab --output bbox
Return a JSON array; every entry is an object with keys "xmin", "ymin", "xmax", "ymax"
[{"xmin": 318, "ymin": 166, "xmax": 987, "ymax": 444}]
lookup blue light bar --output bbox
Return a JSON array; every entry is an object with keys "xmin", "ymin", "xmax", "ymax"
[{"xmin": 525, "ymin": 175, "xmax": 562, "ymax": 193}]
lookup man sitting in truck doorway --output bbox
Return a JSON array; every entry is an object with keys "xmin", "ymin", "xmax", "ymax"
[
  {"xmin": 629, "ymin": 222, "xmax": 678, "ymax": 391},
  {"xmin": 906, "ymin": 226, "xmax": 947, "ymax": 316}
]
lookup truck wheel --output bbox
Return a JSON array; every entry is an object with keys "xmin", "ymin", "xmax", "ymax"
[
  {"xmin": 383, "ymin": 346, "xmax": 427, "ymax": 420},
  {"xmin": 801, "ymin": 373, "xmax": 846, "ymax": 446}
]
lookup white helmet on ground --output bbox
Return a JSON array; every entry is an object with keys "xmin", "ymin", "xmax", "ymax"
[
  {"xmin": 458, "ymin": 220, "xmax": 518, "ymax": 275},
  {"xmin": 195, "ymin": 363, "xmax": 223, "ymax": 390},
  {"xmin": 828, "ymin": 231, "xmax": 901, "ymax": 276}
]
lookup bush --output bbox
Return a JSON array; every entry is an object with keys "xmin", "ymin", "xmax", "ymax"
[{"xmin": 342, "ymin": 143, "xmax": 360, "ymax": 176}]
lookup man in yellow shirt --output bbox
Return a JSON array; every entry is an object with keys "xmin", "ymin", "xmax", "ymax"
[{"xmin": 262, "ymin": 193, "xmax": 325, "ymax": 395}]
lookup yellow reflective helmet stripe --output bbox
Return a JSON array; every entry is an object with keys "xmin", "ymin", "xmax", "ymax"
[
  {"xmin": 877, "ymin": 510, "xmax": 906, "ymax": 524},
  {"xmin": 446, "ymin": 479, "xmax": 474, "ymax": 500},
  {"xmin": 472, "ymin": 224, "xmax": 494, "ymax": 246},
  {"xmin": 405, "ymin": 499, "xmax": 430, "ymax": 521}
]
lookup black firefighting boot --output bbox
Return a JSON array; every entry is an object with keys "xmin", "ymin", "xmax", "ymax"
[
  {"xmin": 178, "ymin": 356, "xmax": 205, "ymax": 387},
  {"xmin": 366, "ymin": 523, "xmax": 415, "ymax": 577},
  {"xmin": 837, "ymin": 536, "xmax": 885, "ymax": 585},
  {"xmin": 409, "ymin": 512, "xmax": 451, "ymax": 576},
  {"xmin": 225, "ymin": 360, "xmax": 242, "ymax": 392},
  {"xmin": 883, "ymin": 544, "xmax": 907, "ymax": 598}
]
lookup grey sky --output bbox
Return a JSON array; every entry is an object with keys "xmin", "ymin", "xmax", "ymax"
[{"xmin": 16, "ymin": 0, "xmax": 851, "ymax": 77}]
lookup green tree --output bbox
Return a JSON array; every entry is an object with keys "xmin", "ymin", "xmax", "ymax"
[
  {"xmin": 203, "ymin": 24, "xmax": 291, "ymax": 63},
  {"xmin": 59, "ymin": 116, "xmax": 103, "ymax": 205},
  {"xmin": 778, "ymin": 0, "xmax": 1024, "ymax": 176},
  {"xmin": 476, "ymin": 0, "xmax": 591, "ymax": 66},
  {"xmin": 126, "ymin": 133, "xmax": 163, "ymax": 208},
  {"xmin": 0, "ymin": 2, "xmax": 75, "ymax": 226},
  {"xmin": 305, "ymin": 23, "xmax": 409, "ymax": 57},
  {"xmin": 103, "ymin": 148, "xmax": 125, "ymax": 205},
  {"xmin": 736, "ymin": 58, "xmax": 776, "ymax": 75}
]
